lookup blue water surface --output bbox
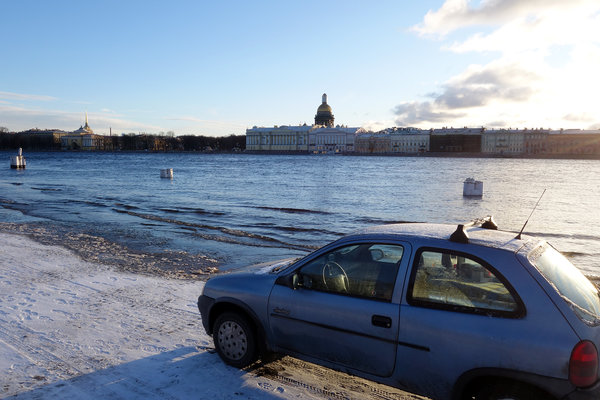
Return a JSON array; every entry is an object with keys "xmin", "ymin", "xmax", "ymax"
[{"xmin": 1, "ymin": 151, "xmax": 599, "ymax": 274}]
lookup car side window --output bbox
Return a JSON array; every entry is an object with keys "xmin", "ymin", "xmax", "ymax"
[
  {"xmin": 297, "ymin": 243, "xmax": 403, "ymax": 301},
  {"xmin": 409, "ymin": 250, "xmax": 520, "ymax": 315}
]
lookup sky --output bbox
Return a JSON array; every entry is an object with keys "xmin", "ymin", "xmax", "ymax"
[{"xmin": 1, "ymin": 0, "xmax": 599, "ymax": 136}]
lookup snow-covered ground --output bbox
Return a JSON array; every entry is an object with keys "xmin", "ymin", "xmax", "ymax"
[{"xmin": 0, "ymin": 233, "xmax": 424, "ymax": 400}]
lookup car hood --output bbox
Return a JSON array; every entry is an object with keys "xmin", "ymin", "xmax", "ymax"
[
  {"xmin": 202, "ymin": 258, "xmax": 297, "ymax": 300},
  {"xmin": 228, "ymin": 257, "xmax": 298, "ymax": 275}
]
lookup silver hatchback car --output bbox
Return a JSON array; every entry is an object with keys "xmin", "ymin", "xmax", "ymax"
[{"xmin": 198, "ymin": 219, "xmax": 600, "ymax": 400}]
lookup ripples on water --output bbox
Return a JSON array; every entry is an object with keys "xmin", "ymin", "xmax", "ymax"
[{"xmin": 0, "ymin": 151, "xmax": 599, "ymax": 276}]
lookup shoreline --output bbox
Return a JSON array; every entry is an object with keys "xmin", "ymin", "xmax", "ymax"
[
  {"xmin": 2, "ymin": 221, "xmax": 598, "ymax": 287},
  {"xmin": 3, "ymin": 149, "xmax": 600, "ymax": 160},
  {"xmin": 0, "ymin": 222, "xmax": 219, "ymax": 281}
]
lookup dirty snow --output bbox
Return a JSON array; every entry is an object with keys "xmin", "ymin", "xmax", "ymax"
[{"xmin": 0, "ymin": 232, "xmax": 425, "ymax": 400}]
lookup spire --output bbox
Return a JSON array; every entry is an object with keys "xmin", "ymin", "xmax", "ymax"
[{"xmin": 85, "ymin": 112, "xmax": 89, "ymax": 128}]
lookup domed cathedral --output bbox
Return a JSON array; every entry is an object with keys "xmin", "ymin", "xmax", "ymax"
[
  {"xmin": 314, "ymin": 93, "xmax": 334, "ymax": 127},
  {"xmin": 246, "ymin": 92, "xmax": 359, "ymax": 154}
]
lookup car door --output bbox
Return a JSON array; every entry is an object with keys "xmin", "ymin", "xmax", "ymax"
[
  {"xmin": 394, "ymin": 247, "xmax": 573, "ymax": 399},
  {"xmin": 267, "ymin": 241, "xmax": 410, "ymax": 377}
]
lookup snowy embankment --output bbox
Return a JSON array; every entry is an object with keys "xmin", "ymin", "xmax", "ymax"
[
  {"xmin": 0, "ymin": 232, "xmax": 306, "ymax": 399},
  {"xmin": 0, "ymin": 233, "xmax": 425, "ymax": 400}
]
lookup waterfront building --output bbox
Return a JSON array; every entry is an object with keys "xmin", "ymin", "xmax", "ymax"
[
  {"xmin": 61, "ymin": 113, "xmax": 105, "ymax": 150},
  {"xmin": 523, "ymin": 129, "xmax": 548, "ymax": 155},
  {"xmin": 16, "ymin": 129, "xmax": 68, "ymax": 149},
  {"xmin": 355, "ymin": 127, "xmax": 429, "ymax": 154},
  {"xmin": 245, "ymin": 94, "xmax": 359, "ymax": 153},
  {"xmin": 546, "ymin": 129, "xmax": 600, "ymax": 155},
  {"xmin": 61, "ymin": 134, "xmax": 82, "ymax": 150},
  {"xmin": 430, "ymin": 127, "xmax": 483, "ymax": 153},
  {"xmin": 355, "ymin": 132, "xmax": 391, "ymax": 154},
  {"xmin": 482, "ymin": 129, "xmax": 524, "ymax": 155},
  {"xmin": 389, "ymin": 127, "xmax": 429, "ymax": 153},
  {"xmin": 309, "ymin": 126, "xmax": 359, "ymax": 153},
  {"xmin": 245, "ymin": 125, "xmax": 311, "ymax": 152},
  {"xmin": 244, "ymin": 93, "xmax": 600, "ymax": 157}
]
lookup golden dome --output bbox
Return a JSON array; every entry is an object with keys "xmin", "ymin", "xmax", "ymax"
[{"xmin": 317, "ymin": 103, "xmax": 332, "ymax": 113}]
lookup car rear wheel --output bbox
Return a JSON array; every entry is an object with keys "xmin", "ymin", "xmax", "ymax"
[
  {"xmin": 213, "ymin": 312, "xmax": 257, "ymax": 368},
  {"xmin": 470, "ymin": 379, "xmax": 551, "ymax": 400}
]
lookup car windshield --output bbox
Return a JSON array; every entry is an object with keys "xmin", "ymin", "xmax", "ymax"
[{"xmin": 529, "ymin": 244, "xmax": 600, "ymax": 326}]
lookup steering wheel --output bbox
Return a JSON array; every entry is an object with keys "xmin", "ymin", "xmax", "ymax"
[{"xmin": 322, "ymin": 261, "xmax": 349, "ymax": 293}]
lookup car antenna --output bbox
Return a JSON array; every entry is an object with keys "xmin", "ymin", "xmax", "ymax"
[{"xmin": 516, "ymin": 189, "xmax": 546, "ymax": 240}]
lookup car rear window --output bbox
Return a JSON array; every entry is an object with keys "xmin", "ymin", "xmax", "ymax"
[
  {"xmin": 529, "ymin": 244, "xmax": 600, "ymax": 326},
  {"xmin": 408, "ymin": 249, "xmax": 521, "ymax": 317}
]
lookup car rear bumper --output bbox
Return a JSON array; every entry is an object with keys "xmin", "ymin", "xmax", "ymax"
[
  {"xmin": 564, "ymin": 380, "xmax": 600, "ymax": 400},
  {"xmin": 197, "ymin": 294, "xmax": 215, "ymax": 334}
]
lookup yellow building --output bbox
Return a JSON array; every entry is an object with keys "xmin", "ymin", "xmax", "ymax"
[{"xmin": 61, "ymin": 113, "xmax": 104, "ymax": 150}]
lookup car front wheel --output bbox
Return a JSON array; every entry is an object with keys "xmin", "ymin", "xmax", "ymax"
[{"xmin": 213, "ymin": 312, "xmax": 257, "ymax": 368}]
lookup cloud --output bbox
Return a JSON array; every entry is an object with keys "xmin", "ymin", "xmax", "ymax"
[
  {"xmin": 413, "ymin": 0, "xmax": 596, "ymax": 37},
  {"xmin": 446, "ymin": 4, "xmax": 600, "ymax": 55},
  {"xmin": 393, "ymin": 60, "xmax": 540, "ymax": 126},
  {"xmin": 563, "ymin": 113, "xmax": 597, "ymax": 123},
  {"xmin": 0, "ymin": 102, "xmax": 244, "ymax": 136},
  {"xmin": 0, "ymin": 91, "xmax": 57, "ymax": 102},
  {"xmin": 435, "ymin": 61, "xmax": 540, "ymax": 109},
  {"xmin": 360, "ymin": 119, "xmax": 396, "ymax": 132},
  {"xmin": 398, "ymin": 1, "xmax": 600, "ymax": 129},
  {"xmin": 0, "ymin": 104, "xmax": 162, "ymax": 133},
  {"xmin": 394, "ymin": 101, "xmax": 464, "ymax": 126}
]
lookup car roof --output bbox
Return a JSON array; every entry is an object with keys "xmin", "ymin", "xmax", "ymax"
[{"xmin": 349, "ymin": 222, "xmax": 535, "ymax": 253}]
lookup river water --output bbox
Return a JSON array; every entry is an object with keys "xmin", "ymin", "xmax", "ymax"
[{"xmin": 1, "ymin": 151, "xmax": 599, "ymax": 277}]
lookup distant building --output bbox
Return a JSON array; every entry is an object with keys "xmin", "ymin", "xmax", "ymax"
[
  {"xmin": 18, "ymin": 128, "xmax": 68, "ymax": 149},
  {"xmin": 430, "ymin": 127, "xmax": 483, "ymax": 153},
  {"xmin": 524, "ymin": 129, "xmax": 548, "ymax": 155},
  {"xmin": 354, "ymin": 127, "xmax": 429, "ymax": 154},
  {"xmin": 244, "ymin": 95, "xmax": 600, "ymax": 158},
  {"xmin": 309, "ymin": 126, "xmax": 358, "ymax": 153},
  {"xmin": 355, "ymin": 132, "xmax": 391, "ymax": 154},
  {"xmin": 245, "ymin": 125, "xmax": 311, "ymax": 152},
  {"xmin": 61, "ymin": 113, "xmax": 105, "ymax": 150},
  {"xmin": 389, "ymin": 127, "xmax": 429, "ymax": 153},
  {"xmin": 246, "ymin": 94, "xmax": 359, "ymax": 153},
  {"xmin": 482, "ymin": 129, "xmax": 524, "ymax": 155},
  {"xmin": 482, "ymin": 128, "xmax": 550, "ymax": 155},
  {"xmin": 546, "ymin": 129, "xmax": 600, "ymax": 155}
]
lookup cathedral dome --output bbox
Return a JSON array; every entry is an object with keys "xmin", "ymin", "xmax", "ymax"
[
  {"xmin": 317, "ymin": 103, "xmax": 332, "ymax": 114},
  {"xmin": 314, "ymin": 93, "xmax": 334, "ymax": 126}
]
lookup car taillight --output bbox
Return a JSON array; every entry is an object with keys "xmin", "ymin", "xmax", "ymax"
[{"xmin": 569, "ymin": 340, "xmax": 598, "ymax": 387}]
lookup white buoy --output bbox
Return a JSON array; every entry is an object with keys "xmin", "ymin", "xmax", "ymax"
[
  {"xmin": 10, "ymin": 148, "xmax": 26, "ymax": 169},
  {"xmin": 463, "ymin": 178, "xmax": 483, "ymax": 197},
  {"xmin": 160, "ymin": 168, "xmax": 173, "ymax": 179}
]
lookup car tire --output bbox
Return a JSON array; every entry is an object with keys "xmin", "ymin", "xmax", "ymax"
[
  {"xmin": 213, "ymin": 312, "xmax": 257, "ymax": 368},
  {"xmin": 470, "ymin": 379, "xmax": 551, "ymax": 400}
]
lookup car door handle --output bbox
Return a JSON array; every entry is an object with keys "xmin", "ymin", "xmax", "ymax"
[{"xmin": 372, "ymin": 315, "xmax": 392, "ymax": 328}]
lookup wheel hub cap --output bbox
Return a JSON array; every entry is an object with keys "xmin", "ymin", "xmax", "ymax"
[{"xmin": 217, "ymin": 321, "xmax": 247, "ymax": 360}]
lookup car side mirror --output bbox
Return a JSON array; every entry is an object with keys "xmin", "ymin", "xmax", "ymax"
[
  {"xmin": 371, "ymin": 249, "xmax": 384, "ymax": 261},
  {"xmin": 275, "ymin": 273, "xmax": 302, "ymax": 290}
]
